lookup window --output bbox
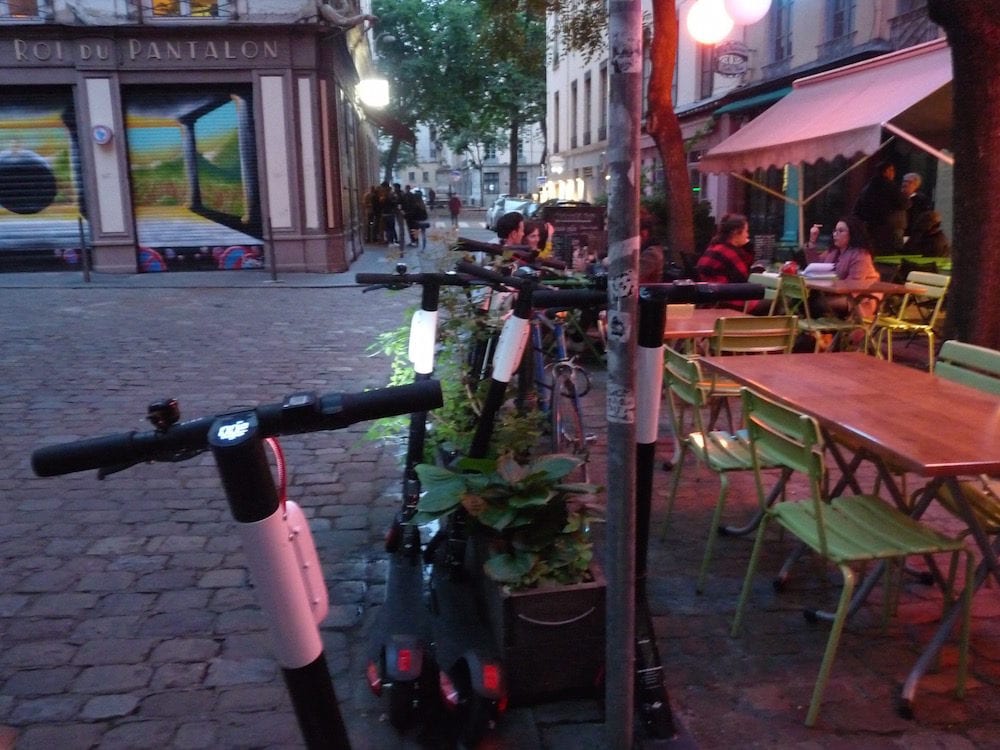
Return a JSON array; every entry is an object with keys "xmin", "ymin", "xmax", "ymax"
[
  {"xmin": 583, "ymin": 73, "xmax": 592, "ymax": 146},
  {"xmin": 484, "ymin": 171, "xmax": 500, "ymax": 193},
  {"xmin": 642, "ymin": 26, "xmax": 653, "ymax": 117},
  {"xmin": 148, "ymin": 0, "xmax": 230, "ymax": 18},
  {"xmin": 517, "ymin": 171, "xmax": 527, "ymax": 194},
  {"xmin": 698, "ymin": 44, "xmax": 714, "ymax": 99},
  {"xmin": 484, "ymin": 141, "xmax": 497, "ymax": 161},
  {"xmin": 1, "ymin": 0, "xmax": 48, "ymax": 18},
  {"xmin": 570, "ymin": 80, "xmax": 578, "ymax": 149},
  {"xmin": 422, "ymin": 171, "xmax": 429, "ymax": 182},
  {"xmin": 408, "ymin": 171, "xmax": 416, "ymax": 183},
  {"xmin": 598, "ymin": 62, "xmax": 608, "ymax": 141},
  {"xmin": 828, "ymin": 0, "xmax": 854, "ymax": 39},
  {"xmin": 771, "ymin": 0, "xmax": 792, "ymax": 62},
  {"xmin": 552, "ymin": 12, "xmax": 561, "ymax": 69}
]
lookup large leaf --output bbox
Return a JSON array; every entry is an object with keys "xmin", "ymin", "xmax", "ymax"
[{"xmin": 483, "ymin": 550, "xmax": 537, "ymax": 584}]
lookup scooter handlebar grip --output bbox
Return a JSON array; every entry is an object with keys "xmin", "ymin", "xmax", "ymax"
[
  {"xmin": 533, "ymin": 288, "xmax": 607, "ymax": 310},
  {"xmin": 323, "ymin": 381, "xmax": 443, "ymax": 429},
  {"xmin": 640, "ymin": 281, "xmax": 764, "ymax": 304},
  {"xmin": 453, "ymin": 261, "xmax": 526, "ymax": 290},
  {"xmin": 33, "ymin": 432, "xmax": 140, "ymax": 477}
]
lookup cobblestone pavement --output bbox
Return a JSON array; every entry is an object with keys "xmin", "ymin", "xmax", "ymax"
[{"xmin": 2, "ymin": 245, "xmax": 1000, "ymax": 749}]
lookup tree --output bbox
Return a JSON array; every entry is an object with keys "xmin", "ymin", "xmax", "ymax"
[
  {"xmin": 925, "ymin": 2, "xmax": 1000, "ymax": 348},
  {"xmin": 549, "ymin": 0, "xmax": 695, "ymax": 258}
]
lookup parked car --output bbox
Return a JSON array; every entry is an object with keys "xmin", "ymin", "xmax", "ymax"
[{"xmin": 485, "ymin": 195, "xmax": 538, "ymax": 231}]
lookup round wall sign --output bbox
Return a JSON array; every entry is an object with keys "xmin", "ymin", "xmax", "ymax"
[{"xmin": 92, "ymin": 125, "xmax": 113, "ymax": 145}]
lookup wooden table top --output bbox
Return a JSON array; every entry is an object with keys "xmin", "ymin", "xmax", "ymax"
[
  {"xmin": 700, "ymin": 352, "xmax": 1000, "ymax": 477},
  {"xmin": 663, "ymin": 308, "xmax": 749, "ymax": 341}
]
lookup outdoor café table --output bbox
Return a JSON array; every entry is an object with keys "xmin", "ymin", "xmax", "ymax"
[
  {"xmin": 699, "ymin": 351, "xmax": 1000, "ymax": 714},
  {"xmin": 663, "ymin": 307, "xmax": 748, "ymax": 346},
  {"xmin": 803, "ymin": 277, "xmax": 920, "ymax": 319}
]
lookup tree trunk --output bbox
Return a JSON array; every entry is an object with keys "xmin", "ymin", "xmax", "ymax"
[
  {"xmin": 508, "ymin": 116, "xmax": 521, "ymax": 195},
  {"xmin": 383, "ymin": 136, "xmax": 400, "ymax": 185},
  {"xmin": 647, "ymin": 0, "xmax": 696, "ymax": 263},
  {"xmin": 926, "ymin": 2, "xmax": 1000, "ymax": 348}
]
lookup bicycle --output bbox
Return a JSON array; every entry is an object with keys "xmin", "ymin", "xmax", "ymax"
[
  {"xmin": 528, "ymin": 287, "xmax": 607, "ymax": 482},
  {"xmin": 32, "ymin": 380, "xmax": 442, "ymax": 750}
]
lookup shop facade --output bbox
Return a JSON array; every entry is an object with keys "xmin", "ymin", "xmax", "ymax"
[{"xmin": 0, "ymin": 23, "xmax": 377, "ymax": 273}]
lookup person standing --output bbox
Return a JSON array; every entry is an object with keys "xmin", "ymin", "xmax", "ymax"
[
  {"xmin": 378, "ymin": 181, "xmax": 397, "ymax": 245},
  {"xmin": 901, "ymin": 172, "xmax": 933, "ymax": 239},
  {"xmin": 853, "ymin": 160, "xmax": 907, "ymax": 255},
  {"xmin": 448, "ymin": 193, "xmax": 462, "ymax": 228}
]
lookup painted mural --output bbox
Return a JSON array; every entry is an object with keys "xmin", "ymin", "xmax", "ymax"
[
  {"xmin": 123, "ymin": 84, "xmax": 263, "ymax": 272},
  {"xmin": 0, "ymin": 89, "xmax": 88, "ymax": 271}
]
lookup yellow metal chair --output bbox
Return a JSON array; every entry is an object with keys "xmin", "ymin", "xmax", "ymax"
[
  {"xmin": 705, "ymin": 314, "xmax": 798, "ymax": 430},
  {"xmin": 745, "ymin": 272, "xmax": 780, "ymax": 315},
  {"xmin": 776, "ymin": 273, "xmax": 868, "ymax": 352},
  {"xmin": 732, "ymin": 387, "xmax": 973, "ymax": 728},
  {"xmin": 868, "ymin": 271, "xmax": 950, "ymax": 371},
  {"xmin": 660, "ymin": 347, "xmax": 792, "ymax": 592}
]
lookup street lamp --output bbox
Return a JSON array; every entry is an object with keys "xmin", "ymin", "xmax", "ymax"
[
  {"xmin": 549, "ymin": 154, "xmax": 565, "ymax": 175},
  {"xmin": 724, "ymin": 0, "xmax": 771, "ymax": 25},
  {"xmin": 686, "ymin": 0, "xmax": 734, "ymax": 45},
  {"xmin": 357, "ymin": 32, "xmax": 396, "ymax": 109}
]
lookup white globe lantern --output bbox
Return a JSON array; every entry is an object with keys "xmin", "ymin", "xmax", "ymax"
[
  {"xmin": 686, "ymin": 0, "xmax": 734, "ymax": 46},
  {"xmin": 723, "ymin": 0, "xmax": 772, "ymax": 25}
]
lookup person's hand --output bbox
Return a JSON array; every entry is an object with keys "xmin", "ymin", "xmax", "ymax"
[{"xmin": 809, "ymin": 224, "xmax": 821, "ymax": 244}]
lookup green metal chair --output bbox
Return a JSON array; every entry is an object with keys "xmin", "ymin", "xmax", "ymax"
[
  {"xmin": 660, "ymin": 347, "xmax": 792, "ymax": 593},
  {"xmin": 868, "ymin": 271, "xmax": 951, "ymax": 371},
  {"xmin": 732, "ymin": 387, "xmax": 973, "ymax": 728},
  {"xmin": 934, "ymin": 340, "xmax": 1000, "ymax": 533},
  {"xmin": 705, "ymin": 314, "xmax": 798, "ymax": 430},
  {"xmin": 745, "ymin": 272, "xmax": 780, "ymax": 314},
  {"xmin": 776, "ymin": 273, "xmax": 869, "ymax": 352}
]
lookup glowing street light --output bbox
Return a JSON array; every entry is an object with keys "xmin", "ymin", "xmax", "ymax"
[
  {"xmin": 357, "ymin": 78, "xmax": 390, "ymax": 108},
  {"xmin": 723, "ymin": 0, "xmax": 772, "ymax": 25},
  {"xmin": 686, "ymin": 0, "xmax": 734, "ymax": 45}
]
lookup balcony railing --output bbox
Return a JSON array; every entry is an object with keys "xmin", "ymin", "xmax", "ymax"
[{"xmin": 0, "ymin": 0, "xmax": 54, "ymax": 22}]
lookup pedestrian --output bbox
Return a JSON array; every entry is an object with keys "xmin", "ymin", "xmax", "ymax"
[
  {"xmin": 428, "ymin": 188, "xmax": 437, "ymax": 210},
  {"xmin": 378, "ymin": 181, "xmax": 397, "ymax": 245},
  {"xmin": 408, "ymin": 189, "xmax": 430, "ymax": 250},
  {"xmin": 853, "ymin": 160, "xmax": 907, "ymax": 255},
  {"xmin": 392, "ymin": 183, "xmax": 407, "ymax": 253},
  {"xmin": 448, "ymin": 193, "xmax": 462, "ymax": 228}
]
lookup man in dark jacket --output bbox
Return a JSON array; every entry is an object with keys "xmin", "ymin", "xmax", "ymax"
[{"xmin": 853, "ymin": 160, "xmax": 907, "ymax": 255}]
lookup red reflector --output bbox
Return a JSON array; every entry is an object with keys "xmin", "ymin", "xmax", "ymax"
[
  {"xmin": 366, "ymin": 662, "xmax": 382, "ymax": 696},
  {"xmin": 498, "ymin": 694, "xmax": 509, "ymax": 714},
  {"xmin": 482, "ymin": 664, "xmax": 501, "ymax": 693},
  {"xmin": 397, "ymin": 649, "xmax": 412, "ymax": 672}
]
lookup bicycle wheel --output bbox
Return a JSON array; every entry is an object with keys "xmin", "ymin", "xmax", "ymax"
[{"xmin": 549, "ymin": 372, "xmax": 589, "ymax": 482}]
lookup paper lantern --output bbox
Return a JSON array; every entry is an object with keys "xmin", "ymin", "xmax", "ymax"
[
  {"xmin": 686, "ymin": 0, "xmax": 734, "ymax": 46},
  {"xmin": 723, "ymin": 0, "xmax": 772, "ymax": 25}
]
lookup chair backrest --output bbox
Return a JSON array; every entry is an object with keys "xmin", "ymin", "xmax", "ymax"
[
  {"xmin": 711, "ymin": 315, "xmax": 797, "ymax": 356},
  {"xmin": 746, "ymin": 272, "xmax": 780, "ymax": 314},
  {"xmin": 896, "ymin": 270, "xmax": 950, "ymax": 326},
  {"xmin": 936, "ymin": 340, "xmax": 1000, "ymax": 396},
  {"xmin": 741, "ymin": 387, "xmax": 830, "ymax": 554},
  {"xmin": 663, "ymin": 346, "xmax": 710, "ymax": 436},
  {"xmin": 775, "ymin": 273, "xmax": 813, "ymax": 322}
]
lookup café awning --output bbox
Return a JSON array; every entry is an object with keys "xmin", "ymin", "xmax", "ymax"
[{"xmin": 698, "ymin": 37, "xmax": 952, "ymax": 174}]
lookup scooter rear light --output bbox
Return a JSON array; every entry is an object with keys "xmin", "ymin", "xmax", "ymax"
[
  {"xmin": 396, "ymin": 648, "xmax": 412, "ymax": 673},
  {"xmin": 366, "ymin": 661, "xmax": 382, "ymax": 696},
  {"xmin": 482, "ymin": 664, "xmax": 501, "ymax": 693},
  {"xmin": 438, "ymin": 671, "xmax": 460, "ymax": 710},
  {"xmin": 498, "ymin": 694, "xmax": 509, "ymax": 714}
]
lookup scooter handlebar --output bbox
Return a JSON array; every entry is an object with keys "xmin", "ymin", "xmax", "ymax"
[
  {"xmin": 532, "ymin": 288, "xmax": 607, "ymax": 310},
  {"xmin": 453, "ymin": 260, "xmax": 528, "ymax": 290},
  {"xmin": 32, "ymin": 380, "xmax": 443, "ymax": 477},
  {"xmin": 354, "ymin": 271, "xmax": 470, "ymax": 288},
  {"xmin": 640, "ymin": 280, "xmax": 764, "ymax": 304}
]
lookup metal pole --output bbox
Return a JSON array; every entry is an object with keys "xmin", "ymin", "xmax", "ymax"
[
  {"xmin": 605, "ymin": 1, "xmax": 642, "ymax": 745},
  {"xmin": 77, "ymin": 216, "xmax": 91, "ymax": 283},
  {"xmin": 266, "ymin": 216, "xmax": 278, "ymax": 282}
]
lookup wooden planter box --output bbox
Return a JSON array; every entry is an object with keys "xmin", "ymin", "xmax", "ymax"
[{"xmin": 482, "ymin": 564, "xmax": 606, "ymax": 706}]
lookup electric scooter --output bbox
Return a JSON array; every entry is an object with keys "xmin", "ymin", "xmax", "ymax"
[
  {"xmin": 633, "ymin": 280, "xmax": 764, "ymax": 739},
  {"xmin": 32, "ymin": 381, "xmax": 443, "ymax": 750},
  {"xmin": 355, "ymin": 265, "xmax": 471, "ymax": 733}
]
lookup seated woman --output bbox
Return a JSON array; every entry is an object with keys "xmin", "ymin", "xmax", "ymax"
[
  {"xmin": 696, "ymin": 213, "xmax": 766, "ymax": 312},
  {"xmin": 817, "ymin": 215, "xmax": 881, "ymax": 319}
]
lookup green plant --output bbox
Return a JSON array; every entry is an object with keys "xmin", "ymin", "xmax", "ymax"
[{"xmin": 414, "ymin": 453, "xmax": 603, "ymax": 590}]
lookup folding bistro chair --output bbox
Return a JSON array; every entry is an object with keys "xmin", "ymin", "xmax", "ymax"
[
  {"xmin": 731, "ymin": 387, "xmax": 973, "ymax": 727},
  {"xmin": 776, "ymin": 273, "xmax": 868, "ymax": 352},
  {"xmin": 705, "ymin": 314, "xmax": 797, "ymax": 430},
  {"xmin": 660, "ymin": 347, "xmax": 792, "ymax": 592},
  {"xmin": 868, "ymin": 271, "xmax": 950, "ymax": 371},
  {"xmin": 744, "ymin": 272, "xmax": 780, "ymax": 315}
]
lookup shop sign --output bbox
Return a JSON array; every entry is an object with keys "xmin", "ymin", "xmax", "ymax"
[{"xmin": 716, "ymin": 41, "xmax": 749, "ymax": 77}]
